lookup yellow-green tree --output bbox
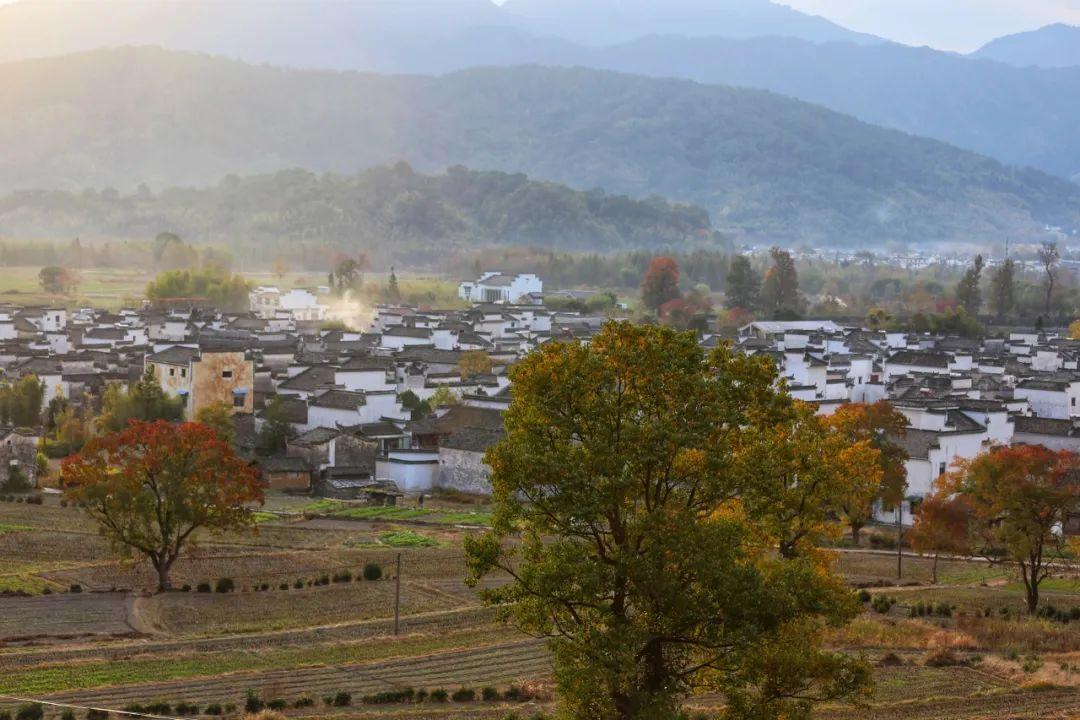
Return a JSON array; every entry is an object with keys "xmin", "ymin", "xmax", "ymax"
[
  {"xmin": 194, "ymin": 402, "xmax": 236, "ymax": 446},
  {"xmin": 466, "ymin": 322, "xmax": 870, "ymax": 720},
  {"xmin": 457, "ymin": 351, "xmax": 493, "ymax": 380}
]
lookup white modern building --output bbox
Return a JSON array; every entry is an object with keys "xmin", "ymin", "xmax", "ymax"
[
  {"xmin": 249, "ymin": 287, "xmax": 327, "ymax": 322},
  {"xmin": 458, "ymin": 272, "xmax": 542, "ymax": 305}
]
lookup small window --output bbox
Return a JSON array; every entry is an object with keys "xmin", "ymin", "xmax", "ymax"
[
  {"xmin": 222, "ymin": 370, "xmax": 233, "ymax": 379},
  {"xmin": 169, "ymin": 368, "xmax": 175, "ymax": 377},
  {"xmin": 938, "ymin": 462, "xmax": 946, "ymax": 476},
  {"xmin": 181, "ymin": 368, "xmax": 187, "ymax": 378},
  {"xmin": 233, "ymin": 394, "xmax": 245, "ymax": 408}
]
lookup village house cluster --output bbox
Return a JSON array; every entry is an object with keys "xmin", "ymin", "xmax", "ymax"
[{"xmin": 3, "ymin": 286, "xmax": 1080, "ymax": 523}]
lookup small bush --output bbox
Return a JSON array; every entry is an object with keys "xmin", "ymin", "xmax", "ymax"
[
  {"xmin": 15, "ymin": 704, "xmax": 43, "ymax": 720},
  {"xmin": 86, "ymin": 710, "xmax": 108, "ymax": 720},
  {"xmin": 69, "ymin": 584, "xmax": 82, "ymax": 594},
  {"xmin": 332, "ymin": 691, "xmax": 352, "ymax": 707},
  {"xmin": 333, "ymin": 570, "xmax": 353, "ymax": 583},
  {"xmin": 924, "ymin": 648, "xmax": 964, "ymax": 667},
  {"xmin": 196, "ymin": 582, "xmax": 212, "ymax": 593},
  {"xmin": 245, "ymin": 690, "xmax": 264, "ymax": 713},
  {"xmin": 266, "ymin": 699, "xmax": 287, "ymax": 711},
  {"xmin": 279, "ymin": 583, "xmax": 289, "ymax": 590},
  {"xmin": 935, "ymin": 602, "xmax": 953, "ymax": 617},
  {"xmin": 174, "ymin": 703, "xmax": 199, "ymax": 716},
  {"xmin": 415, "ymin": 688, "xmax": 429, "ymax": 703},
  {"xmin": 870, "ymin": 594, "xmax": 896, "ymax": 614},
  {"xmin": 144, "ymin": 703, "xmax": 171, "ymax": 715},
  {"xmin": 482, "ymin": 686, "xmax": 500, "ymax": 701},
  {"xmin": 294, "ymin": 579, "xmax": 304, "ymax": 589},
  {"xmin": 879, "ymin": 652, "xmax": 904, "ymax": 666},
  {"xmin": 322, "ymin": 696, "xmax": 334, "ymax": 707},
  {"xmin": 122, "ymin": 705, "xmax": 145, "ymax": 715},
  {"xmin": 259, "ymin": 583, "xmax": 270, "ymax": 591},
  {"xmin": 215, "ymin": 577, "xmax": 235, "ymax": 593},
  {"xmin": 857, "ymin": 589, "xmax": 871, "ymax": 603},
  {"xmin": 292, "ymin": 697, "xmax": 315, "ymax": 709},
  {"xmin": 503, "ymin": 686, "xmax": 523, "ymax": 701},
  {"xmin": 452, "ymin": 687, "xmax": 476, "ymax": 702},
  {"xmin": 363, "ymin": 563, "xmax": 383, "ymax": 581},
  {"xmin": 61, "ymin": 710, "xmax": 75, "ymax": 720},
  {"xmin": 180, "ymin": 584, "xmax": 191, "ymax": 592},
  {"xmin": 430, "ymin": 688, "xmax": 449, "ymax": 703},
  {"xmin": 203, "ymin": 704, "xmax": 223, "ymax": 716}
]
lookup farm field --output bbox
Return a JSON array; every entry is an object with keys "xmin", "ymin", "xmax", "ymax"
[
  {"xmin": 0, "ymin": 498, "xmax": 1079, "ymax": 719},
  {"xmin": 0, "ymin": 266, "xmax": 462, "ymax": 311}
]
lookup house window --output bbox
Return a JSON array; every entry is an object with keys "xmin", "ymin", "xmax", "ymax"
[
  {"xmin": 169, "ymin": 368, "xmax": 175, "ymax": 377},
  {"xmin": 222, "ymin": 370, "xmax": 233, "ymax": 379},
  {"xmin": 181, "ymin": 368, "xmax": 187, "ymax": 378},
  {"xmin": 938, "ymin": 462, "xmax": 946, "ymax": 476},
  {"xmin": 233, "ymin": 394, "xmax": 245, "ymax": 408}
]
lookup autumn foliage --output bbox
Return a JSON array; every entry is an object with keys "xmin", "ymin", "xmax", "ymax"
[
  {"xmin": 62, "ymin": 420, "xmax": 264, "ymax": 591},
  {"xmin": 934, "ymin": 444, "xmax": 1080, "ymax": 612},
  {"xmin": 640, "ymin": 256, "xmax": 681, "ymax": 312}
]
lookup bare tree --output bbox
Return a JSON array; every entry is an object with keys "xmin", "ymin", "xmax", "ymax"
[{"xmin": 1038, "ymin": 241, "xmax": 1060, "ymax": 318}]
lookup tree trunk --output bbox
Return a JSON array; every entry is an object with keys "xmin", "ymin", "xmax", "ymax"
[
  {"xmin": 932, "ymin": 553, "xmax": 939, "ymax": 585},
  {"xmin": 1025, "ymin": 580, "xmax": 1039, "ymax": 615},
  {"xmin": 153, "ymin": 556, "xmax": 174, "ymax": 593},
  {"xmin": 850, "ymin": 522, "xmax": 863, "ymax": 547}
]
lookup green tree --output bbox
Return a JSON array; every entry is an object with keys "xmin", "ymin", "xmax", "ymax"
[
  {"xmin": 954, "ymin": 254, "xmax": 984, "ymax": 316},
  {"xmin": 97, "ymin": 368, "xmax": 184, "ymax": 433},
  {"xmin": 724, "ymin": 255, "xmax": 760, "ymax": 311},
  {"xmin": 387, "ymin": 266, "xmax": 401, "ymax": 302},
  {"xmin": 989, "ymin": 258, "xmax": 1017, "ymax": 322},
  {"xmin": 465, "ymin": 322, "xmax": 870, "ymax": 720},
  {"xmin": 257, "ymin": 396, "xmax": 296, "ymax": 455},
  {"xmin": 38, "ymin": 266, "xmax": 78, "ymax": 294},
  {"xmin": 194, "ymin": 402, "xmax": 236, "ymax": 446},
  {"xmin": 0, "ymin": 375, "xmax": 45, "ymax": 427},
  {"xmin": 760, "ymin": 247, "xmax": 801, "ymax": 318}
]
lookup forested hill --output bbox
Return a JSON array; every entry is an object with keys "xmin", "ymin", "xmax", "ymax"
[
  {"xmin": 0, "ymin": 165, "xmax": 723, "ymax": 264},
  {"xmin": 1, "ymin": 47, "xmax": 1079, "ymax": 246}
]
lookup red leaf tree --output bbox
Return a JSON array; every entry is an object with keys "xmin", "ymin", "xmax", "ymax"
[
  {"xmin": 640, "ymin": 257, "xmax": 682, "ymax": 312},
  {"xmin": 939, "ymin": 444, "xmax": 1080, "ymax": 613},
  {"xmin": 62, "ymin": 420, "xmax": 265, "ymax": 591}
]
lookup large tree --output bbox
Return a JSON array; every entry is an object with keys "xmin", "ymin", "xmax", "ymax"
[
  {"xmin": 937, "ymin": 444, "xmax": 1080, "ymax": 613},
  {"xmin": 724, "ymin": 255, "xmax": 760, "ymax": 311},
  {"xmin": 909, "ymin": 493, "xmax": 970, "ymax": 584},
  {"xmin": 466, "ymin": 322, "xmax": 870, "ymax": 720},
  {"xmin": 954, "ymin": 254, "xmax": 984, "ymax": 316},
  {"xmin": 824, "ymin": 402, "xmax": 910, "ymax": 546},
  {"xmin": 989, "ymin": 257, "xmax": 1017, "ymax": 323},
  {"xmin": 62, "ymin": 420, "xmax": 264, "ymax": 591},
  {"xmin": 0, "ymin": 375, "xmax": 45, "ymax": 427},
  {"xmin": 38, "ymin": 266, "xmax": 78, "ymax": 295},
  {"xmin": 1037, "ymin": 241, "xmax": 1060, "ymax": 319},
  {"xmin": 640, "ymin": 256, "xmax": 682, "ymax": 312},
  {"xmin": 760, "ymin": 247, "xmax": 801, "ymax": 318}
]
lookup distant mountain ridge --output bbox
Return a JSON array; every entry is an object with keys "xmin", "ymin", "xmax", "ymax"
[
  {"xmin": 0, "ymin": 48, "xmax": 1077, "ymax": 248},
  {"xmin": 973, "ymin": 24, "xmax": 1080, "ymax": 68},
  {"xmin": 2, "ymin": 0, "xmax": 1079, "ymax": 186}
]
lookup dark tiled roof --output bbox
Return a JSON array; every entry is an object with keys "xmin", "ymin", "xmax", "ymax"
[
  {"xmin": 887, "ymin": 351, "xmax": 950, "ymax": 369},
  {"xmin": 148, "ymin": 346, "xmax": 199, "ymax": 365},
  {"xmin": 278, "ymin": 365, "xmax": 337, "ymax": 392},
  {"xmin": 441, "ymin": 427, "xmax": 505, "ymax": 453},
  {"xmin": 311, "ymin": 389, "xmax": 366, "ymax": 410},
  {"xmin": 1013, "ymin": 416, "xmax": 1078, "ymax": 437}
]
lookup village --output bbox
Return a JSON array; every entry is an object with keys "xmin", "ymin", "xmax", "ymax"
[{"xmin": 2, "ymin": 268, "xmax": 1080, "ymax": 719}]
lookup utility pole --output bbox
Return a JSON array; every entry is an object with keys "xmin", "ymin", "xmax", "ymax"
[
  {"xmin": 896, "ymin": 504, "xmax": 903, "ymax": 580},
  {"xmin": 394, "ymin": 553, "xmax": 402, "ymax": 636}
]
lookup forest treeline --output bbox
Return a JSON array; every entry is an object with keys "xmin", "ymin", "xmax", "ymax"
[{"xmin": 0, "ymin": 165, "xmax": 723, "ymax": 268}]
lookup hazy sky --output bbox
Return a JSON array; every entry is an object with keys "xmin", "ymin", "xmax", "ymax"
[{"xmin": 782, "ymin": 0, "xmax": 1080, "ymax": 52}]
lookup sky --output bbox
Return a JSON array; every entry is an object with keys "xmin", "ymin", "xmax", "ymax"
[{"xmin": 781, "ymin": 0, "xmax": 1080, "ymax": 52}]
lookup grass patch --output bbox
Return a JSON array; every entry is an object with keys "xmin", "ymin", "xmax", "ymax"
[
  {"xmin": 335, "ymin": 507, "xmax": 432, "ymax": 521},
  {"xmin": 379, "ymin": 530, "xmax": 439, "ymax": 548},
  {"xmin": 431, "ymin": 512, "xmax": 493, "ymax": 526},
  {"xmin": 250, "ymin": 511, "xmax": 278, "ymax": 524}
]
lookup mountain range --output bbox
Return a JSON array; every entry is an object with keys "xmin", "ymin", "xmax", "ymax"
[
  {"xmin": 1, "ymin": 0, "xmax": 1079, "ymax": 186},
  {"xmin": 973, "ymin": 24, "xmax": 1080, "ymax": 69},
  {"xmin": 1, "ymin": 47, "xmax": 1078, "ymax": 248}
]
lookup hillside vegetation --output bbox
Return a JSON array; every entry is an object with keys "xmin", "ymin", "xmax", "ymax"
[
  {"xmin": 0, "ymin": 165, "xmax": 720, "ymax": 263},
  {"xmin": 0, "ymin": 48, "xmax": 1078, "ymax": 246}
]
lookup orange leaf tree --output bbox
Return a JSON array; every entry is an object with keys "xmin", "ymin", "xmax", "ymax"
[
  {"xmin": 640, "ymin": 256, "xmax": 682, "ymax": 312},
  {"xmin": 909, "ymin": 492, "xmax": 970, "ymax": 584},
  {"xmin": 62, "ymin": 420, "xmax": 264, "ymax": 591},
  {"xmin": 824, "ymin": 401, "xmax": 909, "ymax": 546},
  {"xmin": 941, "ymin": 444, "xmax": 1080, "ymax": 613}
]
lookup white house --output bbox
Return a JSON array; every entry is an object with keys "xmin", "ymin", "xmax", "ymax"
[
  {"xmin": 458, "ymin": 272, "xmax": 542, "ymax": 305},
  {"xmin": 250, "ymin": 287, "xmax": 327, "ymax": 322}
]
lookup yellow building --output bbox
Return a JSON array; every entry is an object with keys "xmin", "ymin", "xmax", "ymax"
[{"xmin": 146, "ymin": 346, "xmax": 255, "ymax": 419}]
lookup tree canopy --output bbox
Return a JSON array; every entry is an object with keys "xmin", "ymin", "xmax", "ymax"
[
  {"xmin": 465, "ymin": 322, "xmax": 871, "ymax": 720},
  {"xmin": 62, "ymin": 420, "xmax": 264, "ymax": 591}
]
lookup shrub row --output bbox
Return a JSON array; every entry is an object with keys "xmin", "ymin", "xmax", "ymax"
[
  {"xmin": 0, "ymin": 495, "xmax": 43, "ymax": 504},
  {"xmin": 909, "ymin": 601, "xmax": 953, "ymax": 618},
  {"xmin": 870, "ymin": 595, "xmax": 896, "ymax": 614},
  {"xmin": 182, "ymin": 564, "xmax": 384, "ymax": 594}
]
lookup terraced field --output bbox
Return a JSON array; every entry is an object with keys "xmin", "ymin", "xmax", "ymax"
[{"xmin": 2, "ymin": 497, "xmax": 1080, "ymax": 719}]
